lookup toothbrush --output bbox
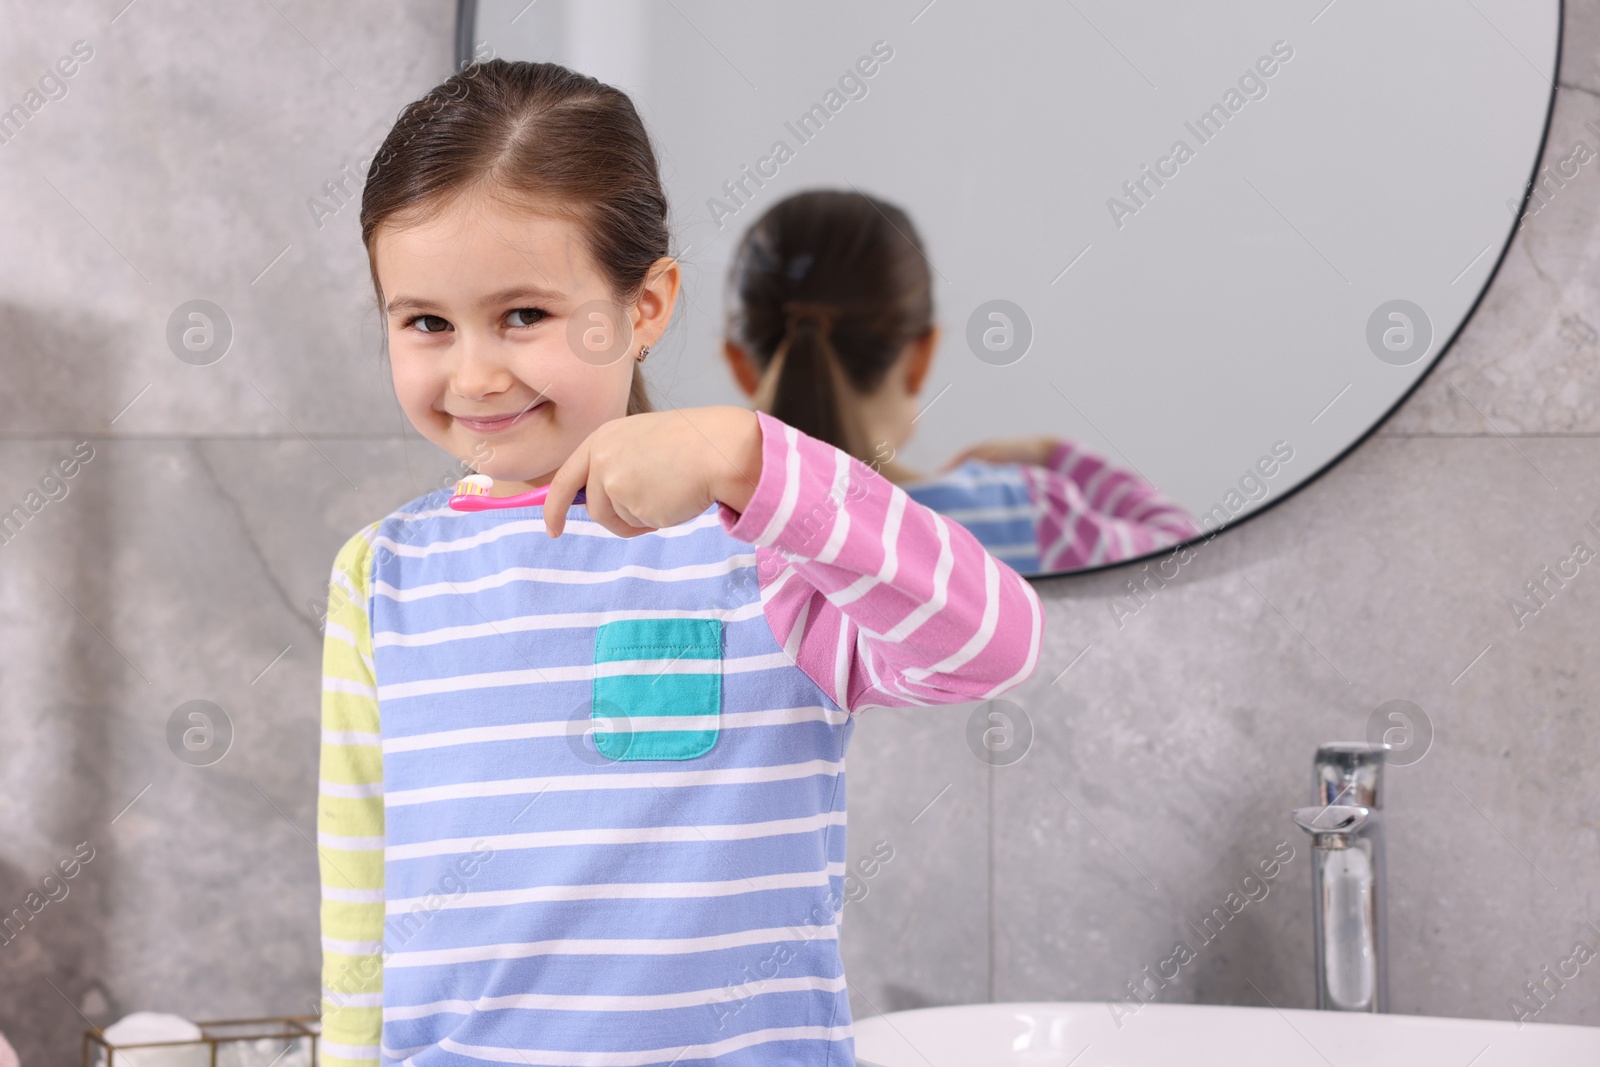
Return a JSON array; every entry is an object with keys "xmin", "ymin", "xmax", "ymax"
[
  {"xmin": 449, "ymin": 474, "xmax": 588, "ymax": 511},
  {"xmin": 448, "ymin": 473, "xmax": 552, "ymax": 511}
]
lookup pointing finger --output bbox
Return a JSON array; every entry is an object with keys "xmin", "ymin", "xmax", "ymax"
[{"xmin": 543, "ymin": 446, "xmax": 589, "ymax": 538}]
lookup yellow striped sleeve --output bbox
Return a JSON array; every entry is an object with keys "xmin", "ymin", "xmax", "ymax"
[{"xmin": 318, "ymin": 522, "xmax": 384, "ymax": 1066}]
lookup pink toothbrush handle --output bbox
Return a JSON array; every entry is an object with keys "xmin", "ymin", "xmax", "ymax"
[{"xmin": 449, "ymin": 484, "xmax": 551, "ymax": 511}]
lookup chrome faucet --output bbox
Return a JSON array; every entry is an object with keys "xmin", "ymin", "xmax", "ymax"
[{"xmin": 1291, "ymin": 742, "xmax": 1388, "ymax": 1012}]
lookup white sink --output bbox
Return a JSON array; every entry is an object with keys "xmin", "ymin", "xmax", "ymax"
[{"xmin": 852, "ymin": 1001, "xmax": 1600, "ymax": 1066}]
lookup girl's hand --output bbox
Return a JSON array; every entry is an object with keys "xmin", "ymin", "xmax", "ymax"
[
  {"xmin": 543, "ymin": 406, "xmax": 764, "ymax": 539},
  {"xmin": 938, "ymin": 434, "xmax": 1060, "ymax": 472}
]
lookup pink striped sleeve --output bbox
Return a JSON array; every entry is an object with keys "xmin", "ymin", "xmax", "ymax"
[
  {"xmin": 717, "ymin": 410, "xmax": 1044, "ymax": 717},
  {"xmin": 1021, "ymin": 439, "xmax": 1203, "ymax": 571}
]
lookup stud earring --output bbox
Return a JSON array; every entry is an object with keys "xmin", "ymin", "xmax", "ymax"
[{"xmin": 636, "ymin": 344, "xmax": 651, "ymax": 362}]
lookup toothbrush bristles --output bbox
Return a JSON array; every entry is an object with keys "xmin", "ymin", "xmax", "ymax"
[{"xmin": 455, "ymin": 474, "xmax": 493, "ymax": 497}]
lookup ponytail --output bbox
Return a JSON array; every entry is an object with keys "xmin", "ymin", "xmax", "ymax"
[
  {"xmin": 753, "ymin": 302, "xmax": 864, "ymax": 457},
  {"xmin": 725, "ymin": 189, "xmax": 934, "ymax": 467}
]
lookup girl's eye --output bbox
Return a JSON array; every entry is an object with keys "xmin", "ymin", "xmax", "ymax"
[
  {"xmin": 407, "ymin": 314, "xmax": 450, "ymax": 334},
  {"xmin": 506, "ymin": 308, "xmax": 547, "ymax": 328}
]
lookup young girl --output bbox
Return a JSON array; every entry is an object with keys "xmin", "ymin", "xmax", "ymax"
[
  {"xmin": 317, "ymin": 61, "xmax": 1043, "ymax": 1066},
  {"xmin": 721, "ymin": 189, "xmax": 1203, "ymax": 575}
]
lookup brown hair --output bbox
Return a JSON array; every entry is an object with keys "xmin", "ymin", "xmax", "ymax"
[
  {"xmin": 359, "ymin": 58, "xmax": 670, "ymax": 416},
  {"xmin": 725, "ymin": 189, "xmax": 934, "ymax": 461}
]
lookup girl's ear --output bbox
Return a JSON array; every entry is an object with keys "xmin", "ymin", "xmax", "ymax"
[
  {"xmin": 904, "ymin": 324, "xmax": 941, "ymax": 395},
  {"xmin": 632, "ymin": 256, "xmax": 682, "ymax": 351},
  {"xmin": 723, "ymin": 340, "xmax": 761, "ymax": 397}
]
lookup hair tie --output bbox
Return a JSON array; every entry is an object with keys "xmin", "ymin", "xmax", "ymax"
[{"xmin": 783, "ymin": 299, "xmax": 841, "ymax": 334}]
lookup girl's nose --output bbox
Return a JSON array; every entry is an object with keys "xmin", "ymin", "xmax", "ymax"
[{"xmin": 449, "ymin": 332, "xmax": 516, "ymax": 398}]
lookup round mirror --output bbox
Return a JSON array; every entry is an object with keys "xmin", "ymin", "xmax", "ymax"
[{"xmin": 464, "ymin": 0, "xmax": 1559, "ymax": 577}]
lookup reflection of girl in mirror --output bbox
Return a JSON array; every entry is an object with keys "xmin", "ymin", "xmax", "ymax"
[{"xmin": 722, "ymin": 188, "xmax": 1203, "ymax": 574}]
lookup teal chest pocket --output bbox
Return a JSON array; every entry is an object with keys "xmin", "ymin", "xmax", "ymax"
[{"xmin": 592, "ymin": 617, "xmax": 722, "ymax": 761}]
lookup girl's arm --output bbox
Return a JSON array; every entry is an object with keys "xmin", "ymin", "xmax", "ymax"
[
  {"xmin": 1021, "ymin": 439, "xmax": 1202, "ymax": 571},
  {"xmin": 317, "ymin": 524, "xmax": 385, "ymax": 1067},
  {"xmin": 717, "ymin": 411, "xmax": 1044, "ymax": 715}
]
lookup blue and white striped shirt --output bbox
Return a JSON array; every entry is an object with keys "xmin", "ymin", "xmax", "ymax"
[{"xmin": 317, "ymin": 412, "xmax": 1044, "ymax": 1066}]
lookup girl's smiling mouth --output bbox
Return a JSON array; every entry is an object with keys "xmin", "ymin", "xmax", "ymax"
[{"xmin": 452, "ymin": 398, "xmax": 547, "ymax": 433}]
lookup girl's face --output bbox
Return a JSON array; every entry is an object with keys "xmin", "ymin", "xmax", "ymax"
[{"xmin": 373, "ymin": 185, "xmax": 676, "ymax": 494}]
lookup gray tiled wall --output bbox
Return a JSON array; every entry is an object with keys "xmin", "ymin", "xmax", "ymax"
[{"xmin": 2, "ymin": 2, "xmax": 1597, "ymax": 1065}]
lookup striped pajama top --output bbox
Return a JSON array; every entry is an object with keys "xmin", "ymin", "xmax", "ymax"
[
  {"xmin": 317, "ymin": 410, "xmax": 1045, "ymax": 1067},
  {"xmin": 901, "ymin": 439, "xmax": 1203, "ymax": 575}
]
